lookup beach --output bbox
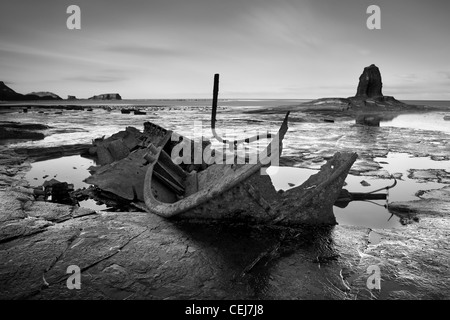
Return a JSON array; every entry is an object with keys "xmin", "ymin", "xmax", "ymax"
[{"xmin": 1, "ymin": 100, "xmax": 449, "ymax": 299}]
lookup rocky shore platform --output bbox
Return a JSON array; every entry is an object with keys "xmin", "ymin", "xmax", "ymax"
[
  {"xmin": 1, "ymin": 137, "xmax": 449, "ymax": 300},
  {"xmin": 1, "ymin": 63, "xmax": 449, "ymax": 299}
]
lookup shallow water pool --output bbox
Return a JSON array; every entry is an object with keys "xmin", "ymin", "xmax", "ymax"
[
  {"xmin": 267, "ymin": 152, "xmax": 450, "ymax": 229},
  {"xmin": 23, "ymin": 152, "xmax": 449, "ymax": 229},
  {"xmin": 24, "ymin": 155, "xmax": 107, "ymax": 211}
]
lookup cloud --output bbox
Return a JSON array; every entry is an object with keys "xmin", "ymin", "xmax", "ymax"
[
  {"xmin": 394, "ymin": 73, "xmax": 418, "ymax": 82},
  {"xmin": 358, "ymin": 49, "xmax": 371, "ymax": 56},
  {"xmin": 64, "ymin": 75, "xmax": 126, "ymax": 83},
  {"xmin": 384, "ymin": 82, "xmax": 450, "ymax": 97},
  {"xmin": 0, "ymin": 43, "xmax": 111, "ymax": 67},
  {"xmin": 105, "ymin": 45, "xmax": 183, "ymax": 57},
  {"xmin": 438, "ymin": 71, "xmax": 450, "ymax": 79}
]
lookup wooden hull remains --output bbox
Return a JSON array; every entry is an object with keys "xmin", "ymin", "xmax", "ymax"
[
  {"xmin": 142, "ymin": 113, "xmax": 357, "ymax": 226},
  {"xmin": 83, "ymin": 74, "xmax": 358, "ymax": 226},
  {"xmin": 147, "ymin": 152, "xmax": 357, "ymax": 226},
  {"xmin": 83, "ymin": 115, "xmax": 357, "ymax": 226}
]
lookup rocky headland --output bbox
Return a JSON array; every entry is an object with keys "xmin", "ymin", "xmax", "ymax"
[
  {"xmin": 0, "ymin": 82, "xmax": 62, "ymax": 102},
  {"xmin": 88, "ymin": 93, "xmax": 122, "ymax": 100},
  {"xmin": 25, "ymin": 92, "xmax": 62, "ymax": 100},
  {"xmin": 0, "ymin": 81, "xmax": 122, "ymax": 103}
]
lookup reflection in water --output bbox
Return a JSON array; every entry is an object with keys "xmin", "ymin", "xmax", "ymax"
[
  {"xmin": 266, "ymin": 166, "xmax": 402, "ymax": 229},
  {"xmin": 23, "ymin": 152, "xmax": 449, "ymax": 229},
  {"xmin": 24, "ymin": 155, "xmax": 107, "ymax": 211},
  {"xmin": 354, "ymin": 125, "xmax": 383, "ymax": 145},
  {"xmin": 266, "ymin": 151, "xmax": 450, "ymax": 229},
  {"xmin": 25, "ymin": 155, "xmax": 95, "ymax": 189},
  {"xmin": 174, "ymin": 221, "xmax": 335, "ymax": 299}
]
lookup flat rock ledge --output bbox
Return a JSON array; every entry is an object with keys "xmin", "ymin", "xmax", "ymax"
[{"xmin": 0, "ymin": 148, "xmax": 449, "ymax": 300}]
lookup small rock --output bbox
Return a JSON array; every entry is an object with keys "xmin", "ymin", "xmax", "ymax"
[
  {"xmin": 360, "ymin": 180, "xmax": 371, "ymax": 187},
  {"xmin": 43, "ymin": 178, "xmax": 62, "ymax": 187}
]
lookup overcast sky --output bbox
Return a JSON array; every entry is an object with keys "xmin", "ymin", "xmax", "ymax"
[{"xmin": 1, "ymin": 0, "xmax": 449, "ymax": 99}]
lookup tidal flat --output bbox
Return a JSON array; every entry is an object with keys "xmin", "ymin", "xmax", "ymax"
[{"xmin": 0, "ymin": 100, "xmax": 449, "ymax": 299}]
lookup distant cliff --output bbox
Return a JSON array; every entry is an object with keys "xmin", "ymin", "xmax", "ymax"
[
  {"xmin": 0, "ymin": 81, "xmax": 25, "ymax": 101},
  {"xmin": 26, "ymin": 92, "xmax": 62, "ymax": 100},
  {"xmin": 88, "ymin": 93, "xmax": 122, "ymax": 100},
  {"xmin": 0, "ymin": 81, "xmax": 61, "ymax": 101}
]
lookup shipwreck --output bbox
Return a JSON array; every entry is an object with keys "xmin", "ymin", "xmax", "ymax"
[{"xmin": 84, "ymin": 74, "xmax": 359, "ymax": 226}]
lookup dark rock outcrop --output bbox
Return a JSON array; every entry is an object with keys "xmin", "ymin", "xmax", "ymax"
[
  {"xmin": 88, "ymin": 93, "xmax": 122, "ymax": 100},
  {"xmin": 355, "ymin": 64, "xmax": 383, "ymax": 98},
  {"xmin": 347, "ymin": 64, "xmax": 411, "ymax": 109},
  {"xmin": 283, "ymin": 64, "xmax": 435, "ymax": 113},
  {"xmin": 14, "ymin": 144, "xmax": 91, "ymax": 162},
  {"xmin": 348, "ymin": 95, "xmax": 407, "ymax": 109},
  {"xmin": 0, "ymin": 81, "xmax": 24, "ymax": 101},
  {"xmin": 0, "ymin": 121, "xmax": 49, "ymax": 141},
  {"xmin": 65, "ymin": 105, "xmax": 84, "ymax": 111},
  {"xmin": 67, "ymin": 95, "xmax": 77, "ymax": 100},
  {"xmin": 0, "ymin": 81, "xmax": 61, "ymax": 101}
]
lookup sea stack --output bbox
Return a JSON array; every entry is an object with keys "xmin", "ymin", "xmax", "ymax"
[{"xmin": 355, "ymin": 64, "xmax": 383, "ymax": 98}]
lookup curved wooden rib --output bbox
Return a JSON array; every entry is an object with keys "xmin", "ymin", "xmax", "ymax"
[{"xmin": 143, "ymin": 112, "xmax": 290, "ymax": 218}]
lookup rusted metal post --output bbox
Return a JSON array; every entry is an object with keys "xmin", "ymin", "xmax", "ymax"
[
  {"xmin": 210, "ymin": 73, "xmax": 287, "ymax": 146},
  {"xmin": 211, "ymin": 73, "xmax": 219, "ymax": 130}
]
